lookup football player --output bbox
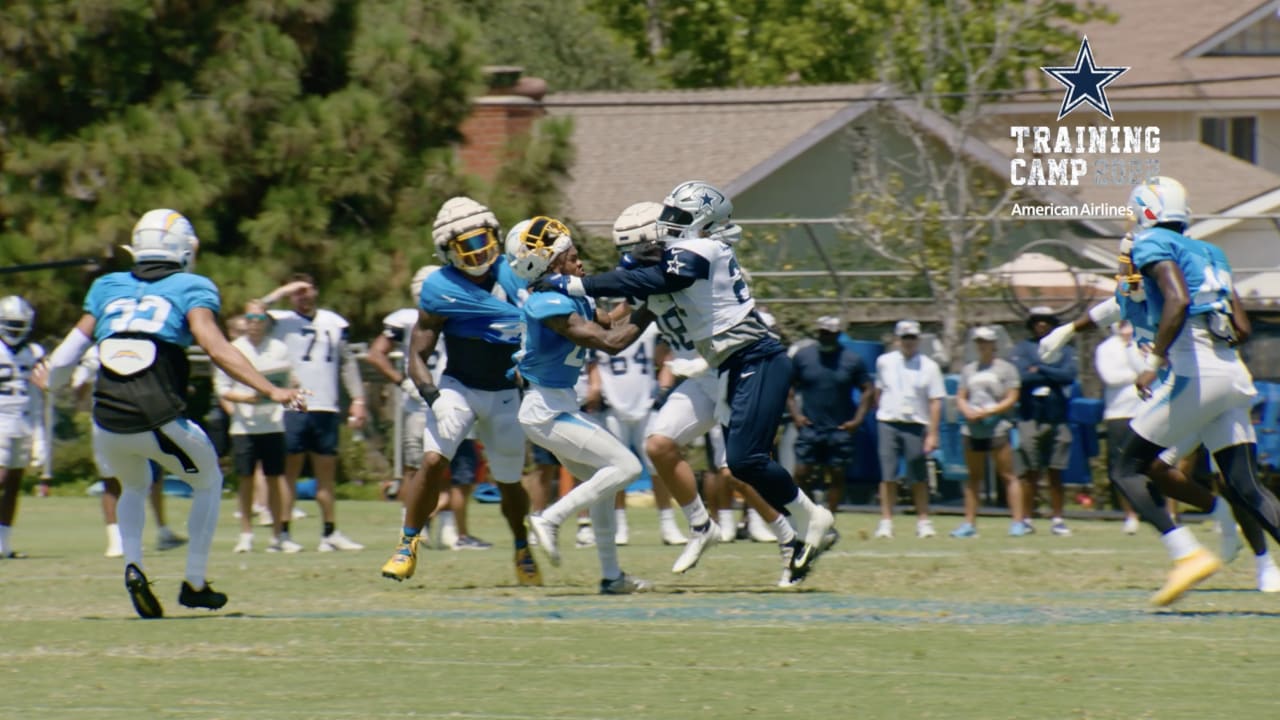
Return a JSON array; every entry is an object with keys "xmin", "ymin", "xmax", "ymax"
[
  {"xmin": 0, "ymin": 296, "xmax": 46, "ymax": 559},
  {"xmin": 380, "ymin": 197, "xmax": 538, "ymax": 585},
  {"xmin": 36, "ymin": 209, "xmax": 305, "ymax": 618}
]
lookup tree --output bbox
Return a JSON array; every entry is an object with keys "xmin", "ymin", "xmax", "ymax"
[
  {"xmin": 0, "ymin": 0, "xmax": 575, "ymax": 341},
  {"xmin": 839, "ymin": 0, "xmax": 1111, "ymax": 368}
]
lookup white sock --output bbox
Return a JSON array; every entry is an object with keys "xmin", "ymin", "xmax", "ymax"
[
  {"xmin": 1256, "ymin": 551, "xmax": 1275, "ymax": 572},
  {"xmin": 119, "ymin": 486, "xmax": 147, "ymax": 567},
  {"xmin": 590, "ymin": 498, "xmax": 621, "ymax": 580},
  {"xmin": 770, "ymin": 515, "xmax": 796, "ymax": 544},
  {"xmin": 543, "ymin": 465, "xmax": 635, "ymax": 527},
  {"xmin": 239, "ymin": 532, "xmax": 254, "ymax": 541},
  {"xmin": 657, "ymin": 508, "xmax": 677, "ymax": 529},
  {"xmin": 1160, "ymin": 526, "xmax": 1201, "ymax": 561},
  {"xmin": 717, "ymin": 508, "xmax": 736, "ymax": 531},
  {"xmin": 615, "ymin": 508, "xmax": 628, "ymax": 531},
  {"xmin": 784, "ymin": 491, "xmax": 819, "ymax": 538},
  {"xmin": 681, "ymin": 498, "xmax": 710, "ymax": 529},
  {"xmin": 106, "ymin": 523, "xmax": 122, "ymax": 547},
  {"xmin": 0, "ymin": 525, "xmax": 10, "ymax": 555},
  {"xmin": 185, "ymin": 484, "xmax": 221, "ymax": 588}
]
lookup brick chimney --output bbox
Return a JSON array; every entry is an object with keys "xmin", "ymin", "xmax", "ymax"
[{"xmin": 457, "ymin": 66, "xmax": 548, "ymax": 182}]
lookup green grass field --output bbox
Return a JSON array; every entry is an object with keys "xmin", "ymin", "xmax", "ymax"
[{"xmin": 2, "ymin": 497, "xmax": 1277, "ymax": 720}]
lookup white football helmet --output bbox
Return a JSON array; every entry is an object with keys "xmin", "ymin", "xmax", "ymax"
[
  {"xmin": 127, "ymin": 209, "xmax": 199, "ymax": 270},
  {"xmin": 1127, "ymin": 176, "xmax": 1189, "ymax": 230},
  {"xmin": 657, "ymin": 181, "xmax": 733, "ymax": 240},
  {"xmin": 432, "ymin": 196, "xmax": 501, "ymax": 276},
  {"xmin": 612, "ymin": 202, "xmax": 663, "ymax": 247},
  {"xmin": 505, "ymin": 219, "xmax": 533, "ymax": 258},
  {"xmin": 508, "ymin": 216, "xmax": 573, "ymax": 282},
  {"xmin": 0, "ymin": 295, "xmax": 34, "ymax": 347},
  {"xmin": 410, "ymin": 265, "xmax": 441, "ymax": 301}
]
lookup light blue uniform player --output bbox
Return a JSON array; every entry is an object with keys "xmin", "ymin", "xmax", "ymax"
[
  {"xmin": 510, "ymin": 216, "xmax": 657, "ymax": 594},
  {"xmin": 40, "ymin": 209, "xmax": 302, "ymax": 618}
]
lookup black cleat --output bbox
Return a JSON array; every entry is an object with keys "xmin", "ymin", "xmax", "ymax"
[
  {"xmin": 787, "ymin": 528, "xmax": 840, "ymax": 587},
  {"xmin": 179, "ymin": 581, "xmax": 228, "ymax": 611},
  {"xmin": 124, "ymin": 564, "xmax": 164, "ymax": 619}
]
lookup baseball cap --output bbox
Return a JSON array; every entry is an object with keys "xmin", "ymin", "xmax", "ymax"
[
  {"xmin": 816, "ymin": 316, "xmax": 841, "ymax": 333},
  {"xmin": 971, "ymin": 325, "xmax": 998, "ymax": 342},
  {"xmin": 894, "ymin": 319, "xmax": 921, "ymax": 337},
  {"xmin": 1028, "ymin": 305, "xmax": 1057, "ymax": 320}
]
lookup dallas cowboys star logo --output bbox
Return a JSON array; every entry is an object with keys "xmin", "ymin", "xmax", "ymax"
[
  {"xmin": 699, "ymin": 192, "xmax": 714, "ymax": 207},
  {"xmin": 666, "ymin": 250, "xmax": 686, "ymax": 275},
  {"xmin": 1041, "ymin": 36, "xmax": 1128, "ymax": 122}
]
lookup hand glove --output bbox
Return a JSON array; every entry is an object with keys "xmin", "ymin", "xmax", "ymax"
[
  {"xmin": 1038, "ymin": 324, "xmax": 1075, "ymax": 363},
  {"xmin": 665, "ymin": 357, "xmax": 709, "ymax": 378},
  {"xmin": 399, "ymin": 377, "xmax": 424, "ymax": 402},
  {"xmin": 531, "ymin": 273, "xmax": 585, "ymax": 296},
  {"xmin": 417, "ymin": 382, "xmax": 441, "ymax": 407}
]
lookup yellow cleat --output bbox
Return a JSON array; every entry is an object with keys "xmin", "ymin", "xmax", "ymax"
[
  {"xmin": 514, "ymin": 546, "xmax": 543, "ymax": 586},
  {"xmin": 1151, "ymin": 547, "xmax": 1222, "ymax": 607},
  {"xmin": 381, "ymin": 536, "xmax": 419, "ymax": 582}
]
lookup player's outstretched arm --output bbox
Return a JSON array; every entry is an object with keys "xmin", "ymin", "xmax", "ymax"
[
  {"xmin": 407, "ymin": 309, "xmax": 446, "ymax": 406},
  {"xmin": 32, "ymin": 314, "xmax": 97, "ymax": 391},
  {"xmin": 1038, "ymin": 297, "xmax": 1120, "ymax": 363},
  {"xmin": 544, "ymin": 312, "xmax": 645, "ymax": 356},
  {"xmin": 189, "ymin": 307, "xmax": 302, "ymax": 408}
]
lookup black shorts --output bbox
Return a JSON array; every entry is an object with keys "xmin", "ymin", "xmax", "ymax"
[
  {"xmin": 795, "ymin": 425, "xmax": 856, "ymax": 468},
  {"xmin": 284, "ymin": 411, "xmax": 340, "ymax": 456},
  {"xmin": 450, "ymin": 439, "xmax": 478, "ymax": 486},
  {"xmin": 232, "ymin": 432, "xmax": 286, "ymax": 477}
]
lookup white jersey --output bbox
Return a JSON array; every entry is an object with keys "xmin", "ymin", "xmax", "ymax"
[
  {"xmin": 0, "ymin": 341, "xmax": 44, "ymax": 435},
  {"xmin": 662, "ymin": 236, "xmax": 766, "ymax": 367},
  {"xmin": 381, "ymin": 307, "xmax": 447, "ymax": 414},
  {"xmin": 214, "ymin": 336, "xmax": 292, "ymax": 435},
  {"xmin": 269, "ymin": 308, "xmax": 350, "ymax": 412},
  {"xmin": 648, "ymin": 293, "xmax": 699, "ymax": 362},
  {"xmin": 596, "ymin": 324, "xmax": 658, "ymax": 421}
]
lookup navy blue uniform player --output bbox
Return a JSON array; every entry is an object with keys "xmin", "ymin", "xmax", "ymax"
[{"xmin": 38, "ymin": 209, "xmax": 304, "ymax": 618}]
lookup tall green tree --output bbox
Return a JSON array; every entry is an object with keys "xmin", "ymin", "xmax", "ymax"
[{"xmin": 0, "ymin": 0, "xmax": 574, "ymax": 340}]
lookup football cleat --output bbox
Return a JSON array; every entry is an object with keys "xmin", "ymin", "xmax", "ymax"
[
  {"xmin": 318, "ymin": 531, "xmax": 364, "ymax": 552},
  {"xmin": 381, "ymin": 535, "xmax": 420, "ymax": 582},
  {"xmin": 672, "ymin": 520, "xmax": 721, "ymax": 574},
  {"xmin": 528, "ymin": 514, "xmax": 561, "ymax": 567},
  {"xmin": 124, "ymin": 563, "xmax": 164, "ymax": 619},
  {"xmin": 179, "ymin": 581, "xmax": 228, "ymax": 611},
  {"xmin": 1151, "ymin": 547, "xmax": 1222, "ymax": 607},
  {"xmin": 600, "ymin": 572, "xmax": 653, "ymax": 595},
  {"xmin": 661, "ymin": 524, "xmax": 688, "ymax": 546},
  {"xmin": 514, "ymin": 547, "xmax": 543, "ymax": 586}
]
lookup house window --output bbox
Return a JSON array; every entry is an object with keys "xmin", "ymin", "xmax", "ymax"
[
  {"xmin": 1200, "ymin": 116, "xmax": 1258, "ymax": 163},
  {"xmin": 1207, "ymin": 13, "xmax": 1280, "ymax": 55}
]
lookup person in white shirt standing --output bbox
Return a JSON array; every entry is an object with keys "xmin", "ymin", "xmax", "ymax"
[
  {"xmin": 264, "ymin": 273, "xmax": 366, "ymax": 552},
  {"xmin": 0, "ymin": 296, "xmax": 46, "ymax": 559},
  {"xmin": 1095, "ymin": 320, "xmax": 1146, "ymax": 535},
  {"xmin": 596, "ymin": 322, "xmax": 688, "ymax": 547},
  {"xmin": 215, "ymin": 300, "xmax": 296, "ymax": 553},
  {"xmin": 873, "ymin": 320, "xmax": 946, "ymax": 539}
]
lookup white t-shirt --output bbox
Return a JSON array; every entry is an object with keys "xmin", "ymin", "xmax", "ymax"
[
  {"xmin": 875, "ymin": 350, "xmax": 946, "ymax": 425},
  {"xmin": 269, "ymin": 308, "xmax": 349, "ymax": 412},
  {"xmin": 1095, "ymin": 334, "xmax": 1145, "ymax": 420},
  {"xmin": 596, "ymin": 324, "xmax": 659, "ymax": 421},
  {"xmin": 214, "ymin": 336, "xmax": 292, "ymax": 435}
]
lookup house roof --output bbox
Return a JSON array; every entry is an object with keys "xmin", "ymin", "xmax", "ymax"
[
  {"xmin": 545, "ymin": 84, "xmax": 878, "ymax": 224},
  {"xmin": 1069, "ymin": 141, "xmax": 1280, "ymax": 212},
  {"xmin": 1003, "ymin": 0, "xmax": 1280, "ymax": 106}
]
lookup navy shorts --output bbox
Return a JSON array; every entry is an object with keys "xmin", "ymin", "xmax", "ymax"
[
  {"xmin": 232, "ymin": 432, "xmax": 286, "ymax": 477},
  {"xmin": 531, "ymin": 443, "xmax": 560, "ymax": 467},
  {"xmin": 284, "ymin": 411, "xmax": 340, "ymax": 456},
  {"xmin": 795, "ymin": 426, "xmax": 856, "ymax": 468},
  {"xmin": 450, "ymin": 439, "xmax": 478, "ymax": 486}
]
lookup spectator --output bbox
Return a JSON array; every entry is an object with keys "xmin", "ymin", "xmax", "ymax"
[
  {"xmin": 873, "ymin": 319, "xmax": 945, "ymax": 539},
  {"xmin": 215, "ymin": 300, "xmax": 296, "ymax": 553},
  {"xmin": 1009, "ymin": 306, "xmax": 1077, "ymax": 536},
  {"xmin": 953, "ymin": 326, "xmax": 1025, "ymax": 538},
  {"xmin": 789, "ymin": 316, "xmax": 874, "ymax": 513},
  {"xmin": 263, "ymin": 273, "xmax": 365, "ymax": 552},
  {"xmin": 1095, "ymin": 320, "xmax": 1146, "ymax": 535}
]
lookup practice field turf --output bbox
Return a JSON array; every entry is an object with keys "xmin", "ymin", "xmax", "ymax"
[{"xmin": 2, "ymin": 498, "xmax": 1278, "ymax": 720}]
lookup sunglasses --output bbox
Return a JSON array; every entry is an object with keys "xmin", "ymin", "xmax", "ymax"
[{"xmin": 245, "ymin": 313, "xmax": 269, "ymax": 321}]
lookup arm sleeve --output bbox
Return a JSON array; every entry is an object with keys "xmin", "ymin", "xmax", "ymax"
[
  {"xmin": 1038, "ymin": 345, "xmax": 1077, "ymax": 384},
  {"xmin": 581, "ymin": 264, "xmax": 695, "ymax": 299},
  {"xmin": 47, "ymin": 328, "xmax": 95, "ymax": 390}
]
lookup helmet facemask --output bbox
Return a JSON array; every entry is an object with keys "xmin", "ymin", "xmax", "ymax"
[
  {"xmin": 509, "ymin": 217, "xmax": 573, "ymax": 282},
  {"xmin": 0, "ymin": 296, "xmax": 34, "ymax": 347},
  {"xmin": 1116, "ymin": 234, "xmax": 1145, "ymax": 303},
  {"xmin": 448, "ymin": 227, "xmax": 501, "ymax": 277}
]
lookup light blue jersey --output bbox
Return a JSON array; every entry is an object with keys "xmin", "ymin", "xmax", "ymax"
[
  {"xmin": 84, "ymin": 271, "xmax": 220, "ymax": 347},
  {"xmin": 518, "ymin": 293, "xmax": 594, "ymax": 389}
]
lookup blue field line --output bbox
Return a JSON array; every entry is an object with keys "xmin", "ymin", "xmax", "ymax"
[{"xmin": 239, "ymin": 593, "xmax": 1259, "ymax": 626}]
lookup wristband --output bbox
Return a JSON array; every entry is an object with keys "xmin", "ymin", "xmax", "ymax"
[{"xmin": 1144, "ymin": 352, "xmax": 1166, "ymax": 372}]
